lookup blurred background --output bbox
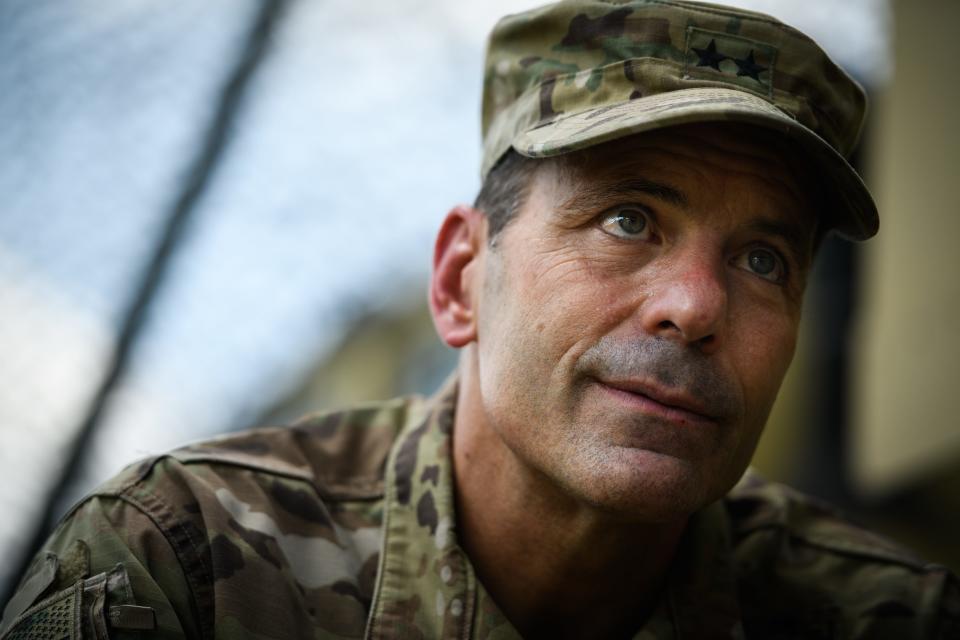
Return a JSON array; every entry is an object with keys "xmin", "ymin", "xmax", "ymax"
[{"xmin": 1, "ymin": 0, "xmax": 957, "ymax": 603}]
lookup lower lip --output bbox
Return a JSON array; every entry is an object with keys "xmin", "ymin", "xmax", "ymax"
[{"xmin": 594, "ymin": 381, "xmax": 717, "ymax": 427}]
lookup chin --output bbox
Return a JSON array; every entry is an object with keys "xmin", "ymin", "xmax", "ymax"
[{"xmin": 568, "ymin": 447, "xmax": 721, "ymax": 523}]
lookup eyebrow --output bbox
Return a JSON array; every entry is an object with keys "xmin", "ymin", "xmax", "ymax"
[{"xmin": 558, "ymin": 178, "xmax": 689, "ymax": 215}]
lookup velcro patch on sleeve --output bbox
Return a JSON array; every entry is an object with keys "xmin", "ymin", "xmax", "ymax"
[
  {"xmin": 0, "ymin": 580, "xmax": 82, "ymax": 640},
  {"xmin": 0, "ymin": 553, "xmax": 59, "ymax": 635}
]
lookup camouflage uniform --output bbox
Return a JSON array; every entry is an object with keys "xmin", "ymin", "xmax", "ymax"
[{"xmin": 2, "ymin": 379, "xmax": 958, "ymax": 639}]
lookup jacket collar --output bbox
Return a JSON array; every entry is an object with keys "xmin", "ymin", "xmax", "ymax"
[{"xmin": 366, "ymin": 377, "xmax": 476, "ymax": 639}]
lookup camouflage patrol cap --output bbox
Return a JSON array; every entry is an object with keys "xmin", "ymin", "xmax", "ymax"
[{"xmin": 481, "ymin": 0, "xmax": 878, "ymax": 240}]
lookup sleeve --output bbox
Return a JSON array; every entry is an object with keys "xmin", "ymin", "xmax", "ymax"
[
  {"xmin": 935, "ymin": 569, "xmax": 960, "ymax": 639},
  {"xmin": 0, "ymin": 495, "xmax": 203, "ymax": 640}
]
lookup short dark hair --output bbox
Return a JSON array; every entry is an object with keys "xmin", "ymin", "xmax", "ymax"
[{"xmin": 473, "ymin": 149, "xmax": 538, "ymax": 244}]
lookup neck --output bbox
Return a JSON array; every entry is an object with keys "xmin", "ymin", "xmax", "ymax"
[{"xmin": 451, "ymin": 359, "xmax": 687, "ymax": 639}]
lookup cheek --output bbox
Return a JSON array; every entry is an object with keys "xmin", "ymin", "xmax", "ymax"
[
  {"xmin": 731, "ymin": 311, "xmax": 798, "ymax": 416},
  {"xmin": 524, "ymin": 253, "xmax": 639, "ymax": 357},
  {"xmin": 479, "ymin": 247, "xmax": 640, "ymax": 402},
  {"xmin": 528, "ymin": 232, "xmax": 648, "ymax": 306}
]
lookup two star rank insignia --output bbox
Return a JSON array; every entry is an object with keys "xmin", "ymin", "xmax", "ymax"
[{"xmin": 691, "ymin": 38, "xmax": 769, "ymax": 83}]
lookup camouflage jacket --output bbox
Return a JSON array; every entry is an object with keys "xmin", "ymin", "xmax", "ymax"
[{"xmin": 2, "ymin": 379, "xmax": 958, "ymax": 639}]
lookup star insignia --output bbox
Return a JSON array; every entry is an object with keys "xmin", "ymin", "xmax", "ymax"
[
  {"xmin": 734, "ymin": 50, "xmax": 767, "ymax": 81},
  {"xmin": 692, "ymin": 39, "xmax": 726, "ymax": 71}
]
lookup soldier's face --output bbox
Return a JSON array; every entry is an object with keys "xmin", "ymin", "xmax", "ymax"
[{"xmin": 472, "ymin": 124, "xmax": 815, "ymax": 521}]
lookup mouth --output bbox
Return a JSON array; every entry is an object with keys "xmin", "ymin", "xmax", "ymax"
[{"xmin": 590, "ymin": 377, "xmax": 720, "ymax": 426}]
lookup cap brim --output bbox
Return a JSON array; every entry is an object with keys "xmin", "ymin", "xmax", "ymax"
[{"xmin": 512, "ymin": 87, "xmax": 877, "ymax": 241}]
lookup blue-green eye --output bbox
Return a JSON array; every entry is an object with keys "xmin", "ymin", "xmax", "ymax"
[
  {"xmin": 737, "ymin": 247, "xmax": 785, "ymax": 282},
  {"xmin": 600, "ymin": 207, "xmax": 652, "ymax": 239}
]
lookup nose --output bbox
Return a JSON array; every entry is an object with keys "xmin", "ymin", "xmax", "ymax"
[{"xmin": 639, "ymin": 251, "xmax": 728, "ymax": 352}]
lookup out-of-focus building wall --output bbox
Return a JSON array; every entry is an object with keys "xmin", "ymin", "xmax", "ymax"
[{"xmin": 853, "ymin": 0, "xmax": 960, "ymax": 495}]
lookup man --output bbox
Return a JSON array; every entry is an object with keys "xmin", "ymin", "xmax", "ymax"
[{"xmin": 2, "ymin": 1, "xmax": 957, "ymax": 638}]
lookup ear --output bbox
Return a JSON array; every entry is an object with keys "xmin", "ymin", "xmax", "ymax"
[{"xmin": 429, "ymin": 205, "xmax": 487, "ymax": 348}]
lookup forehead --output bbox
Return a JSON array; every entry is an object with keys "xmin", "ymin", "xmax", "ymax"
[{"xmin": 565, "ymin": 123, "xmax": 804, "ymax": 191}]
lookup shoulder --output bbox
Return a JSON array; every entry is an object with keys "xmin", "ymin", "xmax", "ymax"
[
  {"xmin": 724, "ymin": 470, "xmax": 960, "ymax": 638},
  {"xmin": 109, "ymin": 393, "xmax": 422, "ymax": 502},
  {"xmin": 2, "ymin": 395, "xmax": 425, "ymax": 639},
  {"xmin": 76, "ymin": 393, "xmax": 423, "ymax": 595}
]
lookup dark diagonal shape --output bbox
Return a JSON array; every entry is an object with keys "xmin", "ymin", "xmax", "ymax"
[{"xmin": 2, "ymin": 0, "xmax": 291, "ymax": 608}]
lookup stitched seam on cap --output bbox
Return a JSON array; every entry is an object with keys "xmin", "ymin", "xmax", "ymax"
[
  {"xmin": 592, "ymin": 0, "xmax": 797, "ymax": 31},
  {"xmin": 524, "ymin": 56, "xmax": 778, "ymax": 107}
]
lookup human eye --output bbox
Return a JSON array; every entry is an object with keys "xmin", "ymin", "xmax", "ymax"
[
  {"xmin": 733, "ymin": 246, "xmax": 787, "ymax": 283},
  {"xmin": 599, "ymin": 205, "xmax": 653, "ymax": 240}
]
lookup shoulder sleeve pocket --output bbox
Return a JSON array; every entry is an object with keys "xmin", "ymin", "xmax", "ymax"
[
  {"xmin": 0, "ymin": 552, "xmax": 59, "ymax": 633},
  {"xmin": 1, "ymin": 564, "xmax": 156, "ymax": 640},
  {"xmin": 0, "ymin": 579, "xmax": 83, "ymax": 640}
]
